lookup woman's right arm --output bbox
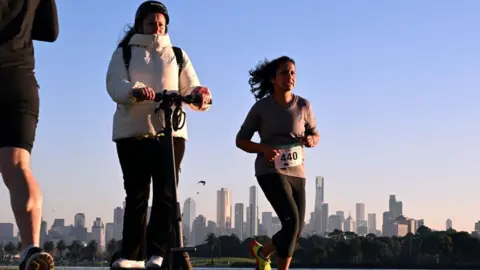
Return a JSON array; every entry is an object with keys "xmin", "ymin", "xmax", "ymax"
[
  {"xmin": 235, "ymin": 104, "xmax": 268, "ymax": 154},
  {"xmin": 105, "ymin": 48, "xmax": 147, "ymax": 105}
]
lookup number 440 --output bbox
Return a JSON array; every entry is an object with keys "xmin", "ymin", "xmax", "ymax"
[{"xmin": 281, "ymin": 152, "xmax": 298, "ymax": 162}]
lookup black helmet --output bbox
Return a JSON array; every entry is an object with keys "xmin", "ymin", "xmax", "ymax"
[{"xmin": 135, "ymin": 1, "xmax": 170, "ymax": 25}]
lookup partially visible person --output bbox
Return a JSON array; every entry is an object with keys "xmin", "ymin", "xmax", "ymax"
[
  {"xmin": 105, "ymin": 1, "xmax": 211, "ymax": 269},
  {"xmin": 235, "ymin": 56, "xmax": 320, "ymax": 270},
  {"xmin": 0, "ymin": 1, "xmax": 59, "ymax": 270}
]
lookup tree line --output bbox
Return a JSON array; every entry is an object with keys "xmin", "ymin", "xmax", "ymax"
[
  {"xmin": 193, "ymin": 225, "xmax": 480, "ymax": 268},
  {"xmin": 1, "ymin": 225, "xmax": 480, "ymax": 268},
  {"xmin": 0, "ymin": 239, "xmax": 101, "ymax": 265}
]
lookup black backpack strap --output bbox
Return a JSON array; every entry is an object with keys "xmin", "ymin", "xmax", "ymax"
[
  {"xmin": 172, "ymin": 46, "xmax": 184, "ymax": 76},
  {"xmin": 122, "ymin": 45, "xmax": 132, "ymax": 80}
]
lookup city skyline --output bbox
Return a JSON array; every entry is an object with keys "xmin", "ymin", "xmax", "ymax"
[
  {"xmin": 0, "ymin": 184, "xmax": 474, "ymax": 234},
  {"xmin": 2, "ymin": 185, "xmax": 478, "ymax": 251},
  {"xmin": 0, "ymin": 1, "xmax": 479, "ymax": 234}
]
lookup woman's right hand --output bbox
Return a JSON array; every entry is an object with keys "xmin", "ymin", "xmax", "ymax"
[
  {"xmin": 132, "ymin": 87, "xmax": 155, "ymax": 101},
  {"xmin": 261, "ymin": 145, "xmax": 281, "ymax": 163}
]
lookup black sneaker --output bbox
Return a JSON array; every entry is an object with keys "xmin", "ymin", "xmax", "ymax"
[{"xmin": 19, "ymin": 247, "xmax": 54, "ymax": 270}]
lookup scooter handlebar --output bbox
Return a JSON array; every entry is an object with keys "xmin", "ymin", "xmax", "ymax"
[{"xmin": 132, "ymin": 90, "xmax": 213, "ymax": 105}]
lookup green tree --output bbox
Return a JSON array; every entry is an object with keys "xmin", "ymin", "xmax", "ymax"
[
  {"xmin": 106, "ymin": 238, "xmax": 119, "ymax": 260},
  {"xmin": 43, "ymin": 241, "xmax": 55, "ymax": 255},
  {"xmin": 56, "ymin": 240, "xmax": 67, "ymax": 260},
  {"xmin": 86, "ymin": 240, "xmax": 99, "ymax": 263},
  {"xmin": 3, "ymin": 242, "xmax": 16, "ymax": 259}
]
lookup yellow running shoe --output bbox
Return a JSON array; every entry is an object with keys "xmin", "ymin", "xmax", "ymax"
[{"xmin": 249, "ymin": 240, "xmax": 271, "ymax": 270}]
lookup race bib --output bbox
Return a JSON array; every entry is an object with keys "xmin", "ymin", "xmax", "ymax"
[{"xmin": 274, "ymin": 145, "xmax": 303, "ymax": 169}]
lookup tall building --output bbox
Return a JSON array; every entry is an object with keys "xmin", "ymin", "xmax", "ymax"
[
  {"xmin": 474, "ymin": 221, "xmax": 480, "ymax": 232},
  {"xmin": 262, "ymin": 212, "xmax": 273, "ymax": 237},
  {"xmin": 344, "ymin": 216, "xmax": 355, "ymax": 232},
  {"xmin": 355, "ymin": 203, "xmax": 365, "ymax": 223},
  {"xmin": 105, "ymin": 222, "xmax": 115, "ymax": 243},
  {"xmin": 113, "ymin": 207, "xmax": 124, "ymax": 225},
  {"xmin": 234, "ymin": 203, "xmax": 244, "ymax": 239},
  {"xmin": 91, "ymin": 217, "xmax": 105, "ymax": 251},
  {"xmin": 389, "ymin": 195, "xmax": 403, "ymax": 219},
  {"xmin": 192, "ymin": 215, "xmax": 207, "ymax": 246},
  {"xmin": 216, "ymin": 188, "xmax": 232, "ymax": 235},
  {"xmin": 0, "ymin": 223, "xmax": 14, "ymax": 239},
  {"xmin": 367, "ymin": 213, "xmax": 377, "ymax": 233},
  {"xmin": 74, "ymin": 213, "xmax": 86, "ymax": 227},
  {"xmin": 446, "ymin": 218, "xmax": 452, "ymax": 230},
  {"xmin": 249, "ymin": 186, "xmax": 258, "ymax": 237},
  {"xmin": 328, "ymin": 215, "xmax": 342, "ymax": 231},
  {"xmin": 321, "ymin": 203, "xmax": 329, "ymax": 233},
  {"xmin": 40, "ymin": 220, "xmax": 47, "ymax": 246},
  {"xmin": 313, "ymin": 176, "xmax": 324, "ymax": 234},
  {"xmin": 183, "ymin": 198, "xmax": 196, "ymax": 243},
  {"xmin": 315, "ymin": 176, "xmax": 324, "ymax": 206},
  {"xmin": 382, "ymin": 211, "xmax": 393, "ymax": 236}
]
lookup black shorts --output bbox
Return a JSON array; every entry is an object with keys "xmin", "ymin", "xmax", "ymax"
[{"xmin": 0, "ymin": 70, "xmax": 39, "ymax": 153}]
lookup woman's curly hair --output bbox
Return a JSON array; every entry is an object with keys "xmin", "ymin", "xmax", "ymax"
[{"xmin": 248, "ymin": 56, "xmax": 295, "ymax": 100}]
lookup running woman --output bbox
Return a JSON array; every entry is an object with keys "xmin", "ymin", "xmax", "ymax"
[
  {"xmin": 0, "ymin": 1, "xmax": 59, "ymax": 270},
  {"xmin": 235, "ymin": 56, "xmax": 320, "ymax": 270}
]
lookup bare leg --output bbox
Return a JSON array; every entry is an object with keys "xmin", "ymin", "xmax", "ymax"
[
  {"xmin": 0, "ymin": 147, "xmax": 42, "ymax": 248},
  {"xmin": 276, "ymin": 257, "xmax": 292, "ymax": 270}
]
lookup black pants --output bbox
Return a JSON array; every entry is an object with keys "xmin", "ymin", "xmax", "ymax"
[
  {"xmin": 257, "ymin": 173, "xmax": 306, "ymax": 258},
  {"xmin": 116, "ymin": 136, "xmax": 186, "ymax": 260},
  {"xmin": 0, "ymin": 70, "xmax": 39, "ymax": 153}
]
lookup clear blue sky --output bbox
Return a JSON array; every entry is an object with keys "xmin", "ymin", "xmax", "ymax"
[{"xmin": 0, "ymin": 0, "xmax": 479, "ymax": 233}]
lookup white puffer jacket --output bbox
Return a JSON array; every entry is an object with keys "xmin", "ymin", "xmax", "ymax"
[{"xmin": 105, "ymin": 33, "xmax": 210, "ymax": 141}]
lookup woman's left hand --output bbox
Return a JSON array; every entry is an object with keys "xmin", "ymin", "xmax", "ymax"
[
  {"xmin": 191, "ymin": 86, "xmax": 212, "ymax": 109},
  {"xmin": 301, "ymin": 135, "xmax": 315, "ymax": 147}
]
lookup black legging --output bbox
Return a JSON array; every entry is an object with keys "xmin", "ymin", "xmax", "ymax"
[
  {"xmin": 115, "ymin": 136, "xmax": 185, "ymax": 260},
  {"xmin": 257, "ymin": 173, "xmax": 306, "ymax": 258}
]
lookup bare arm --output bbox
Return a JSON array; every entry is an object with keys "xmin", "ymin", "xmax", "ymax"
[{"xmin": 304, "ymin": 101, "xmax": 320, "ymax": 147}]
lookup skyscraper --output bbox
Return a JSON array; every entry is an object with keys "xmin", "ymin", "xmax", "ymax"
[
  {"xmin": 321, "ymin": 203, "xmax": 329, "ymax": 233},
  {"xmin": 234, "ymin": 203, "xmax": 244, "ymax": 239},
  {"xmin": 313, "ymin": 176, "xmax": 325, "ymax": 234},
  {"xmin": 389, "ymin": 195, "xmax": 403, "ymax": 219},
  {"xmin": 249, "ymin": 186, "xmax": 258, "ymax": 237},
  {"xmin": 91, "ymin": 217, "xmax": 105, "ymax": 251},
  {"xmin": 183, "ymin": 198, "xmax": 196, "ymax": 242},
  {"xmin": 216, "ymin": 188, "xmax": 232, "ymax": 235},
  {"xmin": 113, "ymin": 207, "xmax": 123, "ymax": 225},
  {"xmin": 446, "ymin": 219, "xmax": 452, "ymax": 230},
  {"xmin": 262, "ymin": 212, "xmax": 273, "ymax": 237},
  {"xmin": 356, "ymin": 203, "xmax": 365, "ymax": 223},
  {"xmin": 315, "ymin": 176, "xmax": 324, "ymax": 206},
  {"xmin": 367, "ymin": 213, "xmax": 377, "ymax": 233},
  {"xmin": 74, "ymin": 213, "xmax": 85, "ymax": 227}
]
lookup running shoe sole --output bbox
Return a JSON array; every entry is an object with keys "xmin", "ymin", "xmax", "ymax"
[{"xmin": 25, "ymin": 252, "xmax": 54, "ymax": 270}]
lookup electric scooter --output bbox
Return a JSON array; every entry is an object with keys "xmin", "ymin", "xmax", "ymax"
[{"xmin": 111, "ymin": 89, "xmax": 212, "ymax": 270}]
